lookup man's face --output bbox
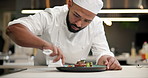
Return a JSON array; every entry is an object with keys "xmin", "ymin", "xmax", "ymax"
[{"xmin": 67, "ymin": 2, "xmax": 96, "ymax": 33}]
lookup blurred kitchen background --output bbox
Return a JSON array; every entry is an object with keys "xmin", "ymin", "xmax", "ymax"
[{"xmin": 0, "ymin": 0, "xmax": 148, "ymax": 65}]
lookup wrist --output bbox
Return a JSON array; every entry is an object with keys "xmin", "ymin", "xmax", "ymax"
[{"xmin": 40, "ymin": 42, "xmax": 53, "ymax": 50}]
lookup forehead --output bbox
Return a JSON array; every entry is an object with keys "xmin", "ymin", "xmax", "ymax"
[{"xmin": 71, "ymin": 3, "xmax": 96, "ymax": 19}]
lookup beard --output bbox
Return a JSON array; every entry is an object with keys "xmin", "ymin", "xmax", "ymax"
[{"xmin": 66, "ymin": 14, "xmax": 85, "ymax": 33}]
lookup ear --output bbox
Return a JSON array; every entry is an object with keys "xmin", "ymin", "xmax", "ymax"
[{"xmin": 67, "ymin": 0, "xmax": 73, "ymax": 9}]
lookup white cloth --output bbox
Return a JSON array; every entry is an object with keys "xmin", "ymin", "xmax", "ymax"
[
  {"xmin": 8, "ymin": 5, "xmax": 114, "ymax": 65},
  {"xmin": 43, "ymin": 49, "xmax": 63, "ymax": 67},
  {"xmin": 73, "ymin": 0, "xmax": 103, "ymax": 14}
]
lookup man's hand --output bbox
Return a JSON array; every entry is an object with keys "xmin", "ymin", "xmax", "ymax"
[
  {"xmin": 97, "ymin": 55, "xmax": 122, "ymax": 70},
  {"xmin": 50, "ymin": 46, "xmax": 65, "ymax": 64},
  {"xmin": 43, "ymin": 44, "xmax": 65, "ymax": 64}
]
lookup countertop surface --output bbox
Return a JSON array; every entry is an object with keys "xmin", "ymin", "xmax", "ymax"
[
  {"xmin": 0, "ymin": 65, "xmax": 148, "ymax": 78},
  {"xmin": 0, "ymin": 55, "xmax": 148, "ymax": 78}
]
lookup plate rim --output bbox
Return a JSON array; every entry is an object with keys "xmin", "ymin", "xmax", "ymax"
[{"xmin": 56, "ymin": 65, "xmax": 107, "ymax": 72}]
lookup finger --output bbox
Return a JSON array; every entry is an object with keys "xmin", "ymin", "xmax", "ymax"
[
  {"xmin": 117, "ymin": 65, "xmax": 122, "ymax": 70},
  {"xmin": 109, "ymin": 60, "xmax": 116, "ymax": 70},
  {"xmin": 61, "ymin": 55, "xmax": 65, "ymax": 64},
  {"xmin": 107, "ymin": 57, "xmax": 115, "ymax": 69},
  {"xmin": 53, "ymin": 48, "xmax": 61, "ymax": 62},
  {"xmin": 50, "ymin": 46, "xmax": 58, "ymax": 56},
  {"xmin": 104, "ymin": 60, "xmax": 110, "ymax": 69},
  {"xmin": 109, "ymin": 59, "xmax": 122, "ymax": 70},
  {"xmin": 58, "ymin": 48, "xmax": 65, "ymax": 64},
  {"xmin": 102, "ymin": 60, "xmax": 109, "ymax": 70},
  {"xmin": 112, "ymin": 61, "xmax": 122, "ymax": 70},
  {"xmin": 53, "ymin": 48, "xmax": 64, "ymax": 63},
  {"xmin": 104, "ymin": 60, "xmax": 108, "ymax": 65}
]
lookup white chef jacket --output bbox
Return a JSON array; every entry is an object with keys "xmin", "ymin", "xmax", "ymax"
[{"xmin": 8, "ymin": 5, "xmax": 114, "ymax": 65}]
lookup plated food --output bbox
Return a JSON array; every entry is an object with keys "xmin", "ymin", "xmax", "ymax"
[
  {"xmin": 56, "ymin": 60, "xmax": 107, "ymax": 72},
  {"xmin": 64, "ymin": 60, "xmax": 93, "ymax": 67}
]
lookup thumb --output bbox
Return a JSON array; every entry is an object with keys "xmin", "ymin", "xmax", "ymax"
[
  {"xmin": 104, "ymin": 60, "xmax": 108, "ymax": 65},
  {"xmin": 50, "ymin": 52, "xmax": 57, "ymax": 56},
  {"xmin": 104, "ymin": 60, "xmax": 109, "ymax": 69}
]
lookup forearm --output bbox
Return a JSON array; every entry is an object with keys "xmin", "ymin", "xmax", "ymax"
[{"xmin": 6, "ymin": 24, "xmax": 51, "ymax": 50}]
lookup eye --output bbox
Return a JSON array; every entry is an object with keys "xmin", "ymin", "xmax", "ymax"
[
  {"xmin": 84, "ymin": 19, "xmax": 91, "ymax": 23},
  {"xmin": 73, "ymin": 13, "xmax": 79, "ymax": 18}
]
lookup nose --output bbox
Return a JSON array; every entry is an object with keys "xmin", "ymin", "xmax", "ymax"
[{"xmin": 75, "ymin": 19, "xmax": 82, "ymax": 27}]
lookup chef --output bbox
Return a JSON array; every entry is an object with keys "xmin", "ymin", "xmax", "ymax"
[{"xmin": 6, "ymin": 0, "xmax": 122, "ymax": 70}]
